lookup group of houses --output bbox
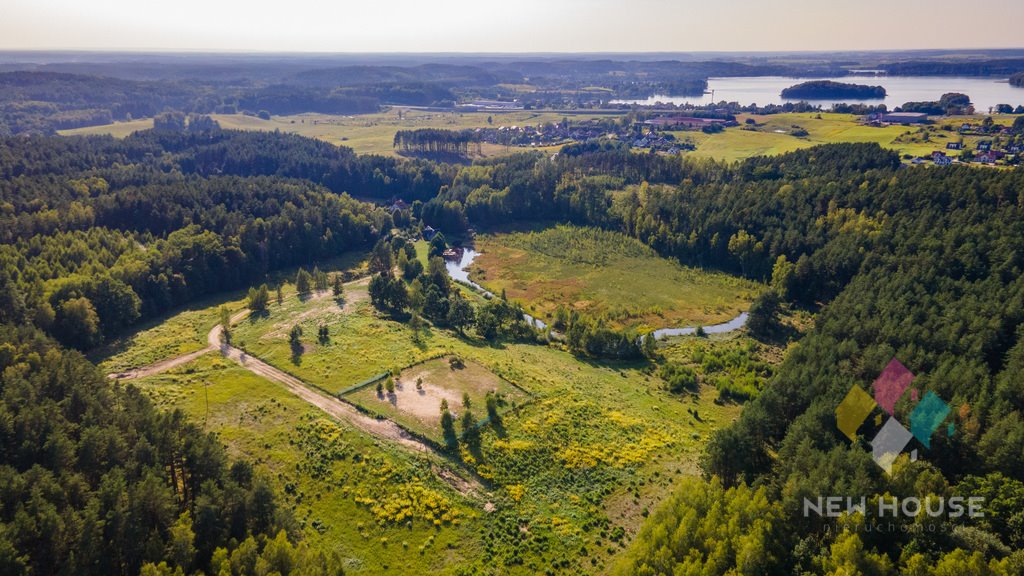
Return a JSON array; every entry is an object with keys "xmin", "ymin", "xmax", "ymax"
[
  {"xmin": 472, "ymin": 118, "xmax": 698, "ymax": 154},
  {"xmin": 473, "ymin": 122, "xmax": 607, "ymax": 148},
  {"xmin": 919, "ymin": 138, "xmax": 1021, "ymax": 166}
]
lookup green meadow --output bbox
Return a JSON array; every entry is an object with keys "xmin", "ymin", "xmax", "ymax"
[
  {"xmin": 679, "ymin": 112, "xmax": 1019, "ymax": 162},
  {"xmin": 468, "ymin": 225, "xmax": 762, "ymax": 332},
  {"xmin": 60, "ymin": 109, "xmax": 610, "ymax": 157}
]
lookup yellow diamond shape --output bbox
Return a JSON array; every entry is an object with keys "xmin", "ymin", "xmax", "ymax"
[{"xmin": 836, "ymin": 385, "xmax": 876, "ymax": 442}]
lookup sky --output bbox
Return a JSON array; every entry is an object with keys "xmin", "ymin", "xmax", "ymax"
[{"xmin": 2, "ymin": 0, "xmax": 1023, "ymax": 53}]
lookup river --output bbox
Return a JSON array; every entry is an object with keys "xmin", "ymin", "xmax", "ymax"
[
  {"xmin": 611, "ymin": 75, "xmax": 1024, "ymax": 113},
  {"xmin": 445, "ymin": 248, "xmax": 747, "ymax": 340}
]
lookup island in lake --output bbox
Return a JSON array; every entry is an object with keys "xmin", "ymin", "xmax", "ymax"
[{"xmin": 780, "ymin": 80, "xmax": 887, "ymax": 99}]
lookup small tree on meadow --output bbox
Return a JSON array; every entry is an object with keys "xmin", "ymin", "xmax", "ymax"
[
  {"xmin": 295, "ymin": 269, "xmax": 312, "ymax": 295},
  {"xmin": 313, "ymin": 266, "xmax": 328, "ymax": 292},
  {"xmin": 485, "ymin": 392, "xmax": 500, "ymax": 425},
  {"xmin": 219, "ymin": 306, "xmax": 231, "ymax": 343},
  {"xmin": 460, "ymin": 410, "xmax": 479, "ymax": 446},
  {"xmin": 247, "ymin": 284, "xmax": 270, "ymax": 312},
  {"xmin": 440, "ymin": 399, "xmax": 457, "ymax": 449}
]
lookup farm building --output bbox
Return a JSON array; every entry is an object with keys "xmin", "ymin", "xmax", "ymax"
[
  {"xmin": 880, "ymin": 112, "xmax": 929, "ymax": 124},
  {"xmin": 643, "ymin": 116, "xmax": 729, "ymax": 130}
]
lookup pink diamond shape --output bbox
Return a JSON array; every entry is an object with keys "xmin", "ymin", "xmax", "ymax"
[{"xmin": 873, "ymin": 358, "xmax": 914, "ymax": 415}]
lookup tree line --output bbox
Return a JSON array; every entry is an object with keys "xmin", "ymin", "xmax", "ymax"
[{"xmin": 393, "ymin": 128, "xmax": 481, "ymax": 157}]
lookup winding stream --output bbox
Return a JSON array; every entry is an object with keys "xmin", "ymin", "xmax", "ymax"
[{"xmin": 445, "ymin": 248, "xmax": 748, "ymax": 340}]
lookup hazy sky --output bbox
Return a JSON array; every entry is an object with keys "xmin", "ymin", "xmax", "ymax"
[{"xmin": 3, "ymin": 0, "xmax": 1023, "ymax": 53}]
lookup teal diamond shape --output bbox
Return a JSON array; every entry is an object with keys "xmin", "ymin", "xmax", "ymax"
[{"xmin": 909, "ymin": 391, "xmax": 950, "ymax": 449}]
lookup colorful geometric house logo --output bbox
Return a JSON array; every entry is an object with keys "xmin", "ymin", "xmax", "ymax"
[{"xmin": 836, "ymin": 358, "xmax": 953, "ymax": 474}]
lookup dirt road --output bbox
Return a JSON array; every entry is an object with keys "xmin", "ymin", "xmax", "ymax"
[{"xmin": 109, "ymin": 291, "xmax": 486, "ymax": 496}]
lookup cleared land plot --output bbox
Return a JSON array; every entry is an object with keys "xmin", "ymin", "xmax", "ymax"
[
  {"xmin": 346, "ymin": 356, "xmax": 528, "ymax": 442},
  {"xmin": 121, "ymin": 277, "xmax": 753, "ymax": 574},
  {"xmin": 230, "ymin": 280, "xmax": 446, "ymax": 394},
  {"xmin": 95, "ymin": 252, "xmax": 368, "ymax": 373},
  {"xmin": 135, "ymin": 355, "xmax": 478, "ymax": 574},
  {"xmin": 469, "ymin": 225, "xmax": 761, "ymax": 331}
]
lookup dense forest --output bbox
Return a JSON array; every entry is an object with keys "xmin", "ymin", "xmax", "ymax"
[
  {"xmin": 0, "ymin": 324, "xmax": 347, "ymax": 575},
  {"xmin": 374, "ymin": 142, "xmax": 1024, "ymax": 571},
  {"xmin": 879, "ymin": 58, "xmax": 1024, "ymax": 77},
  {"xmin": 0, "ymin": 128, "xmax": 416, "ymax": 350},
  {"xmin": 781, "ymin": 80, "xmax": 886, "ymax": 100},
  {"xmin": 0, "ymin": 72, "xmax": 382, "ymax": 134}
]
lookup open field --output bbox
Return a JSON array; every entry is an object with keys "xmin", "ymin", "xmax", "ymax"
[
  {"xmin": 59, "ymin": 108, "xmax": 618, "ymax": 156},
  {"xmin": 93, "ymin": 292, "xmax": 248, "ymax": 373},
  {"xmin": 468, "ymin": 225, "xmax": 762, "ymax": 331},
  {"xmin": 60, "ymin": 110, "xmax": 1019, "ymax": 163},
  {"xmin": 345, "ymin": 356, "xmax": 528, "ymax": 442},
  {"xmin": 678, "ymin": 112, "xmax": 1020, "ymax": 162},
  {"xmin": 135, "ymin": 355, "xmax": 481, "ymax": 574},
  {"xmin": 230, "ymin": 279, "xmax": 448, "ymax": 394},
  {"xmin": 103, "ymin": 238, "xmax": 781, "ymax": 574}
]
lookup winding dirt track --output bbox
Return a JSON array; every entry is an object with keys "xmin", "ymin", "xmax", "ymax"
[{"xmin": 108, "ymin": 293, "xmax": 484, "ymax": 496}]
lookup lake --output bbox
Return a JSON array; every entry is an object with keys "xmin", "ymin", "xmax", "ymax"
[{"xmin": 611, "ymin": 75, "xmax": 1024, "ymax": 112}]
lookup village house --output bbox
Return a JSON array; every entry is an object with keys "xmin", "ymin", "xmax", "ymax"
[
  {"xmin": 932, "ymin": 151, "xmax": 953, "ymax": 166},
  {"xmin": 946, "ymin": 142, "xmax": 962, "ymax": 150},
  {"xmin": 976, "ymin": 151, "xmax": 1004, "ymax": 164}
]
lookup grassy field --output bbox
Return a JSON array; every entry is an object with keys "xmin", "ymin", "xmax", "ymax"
[
  {"xmin": 468, "ymin": 225, "xmax": 762, "ymax": 331},
  {"xmin": 96, "ymin": 251, "xmax": 370, "ymax": 374},
  {"xmin": 92, "ymin": 291, "xmax": 247, "ymax": 373},
  {"xmin": 135, "ymin": 355, "xmax": 481, "ymax": 574},
  {"xmin": 60, "ymin": 110, "xmax": 1018, "ymax": 163},
  {"xmin": 344, "ymin": 356, "xmax": 528, "ymax": 443},
  {"xmin": 59, "ymin": 108, "xmax": 615, "ymax": 157},
  {"xmin": 677, "ymin": 112, "xmax": 1020, "ymax": 162},
  {"xmin": 230, "ymin": 279, "xmax": 449, "ymax": 394},
  {"xmin": 99, "ymin": 236, "xmax": 787, "ymax": 574}
]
